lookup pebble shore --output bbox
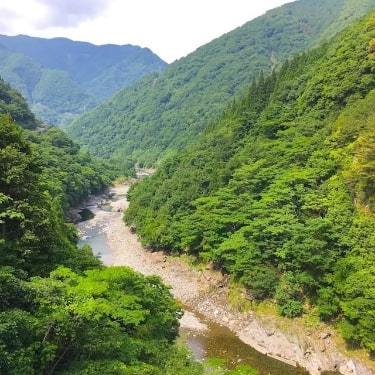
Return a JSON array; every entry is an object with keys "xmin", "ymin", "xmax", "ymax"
[{"xmin": 78, "ymin": 184, "xmax": 374, "ymax": 375}]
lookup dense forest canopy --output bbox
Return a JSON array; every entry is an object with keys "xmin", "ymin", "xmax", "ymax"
[
  {"xmin": 0, "ymin": 35, "xmax": 167, "ymax": 127},
  {"xmin": 0, "ymin": 76, "xmax": 116, "ymax": 276},
  {"xmin": 2, "ymin": 0, "xmax": 375, "ymax": 372},
  {"xmin": 68, "ymin": 0, "xmax": 375, "ymax": 166},
  {"xmin": 0, "ymin": 78, "xmax": 210, "ymax": 374},
  {"xmin": 125, "ymin": 10, "xmax": 375, "ymax": 355},
  {"xmin": 0, "ymin": 73, "xmax": 132, "ymax": 209},
  {"xmin": 0, "ymin": 77, "xmax": 38, "ymax": 129}
]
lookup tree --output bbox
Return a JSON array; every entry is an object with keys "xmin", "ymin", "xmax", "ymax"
[
  {"xmin": 17, "ymin": 266, "xmax": 184, "ymax": 374},
  {"xmin": 0, "ymin": 115, "xmax": 95, "ymax": 276}
]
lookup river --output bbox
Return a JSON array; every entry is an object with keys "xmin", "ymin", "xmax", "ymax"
[{"xmin": 76, "ymin": 185, "xmax": 344, "ymax": 375}]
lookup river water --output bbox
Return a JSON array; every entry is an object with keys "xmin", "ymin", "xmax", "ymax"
[
  {"xmin": 180, "ymin": 309, "xmax": 311, "ymax": 375},
  {"xmin": 77, "ymin": 201, "xmax": 339, "ymax": 375}
]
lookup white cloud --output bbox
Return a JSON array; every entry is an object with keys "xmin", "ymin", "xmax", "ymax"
[
  {"xmin": 0, "ymin": 0, "xmax": 292, "ymax": 62},
  {"xmin": 35, "ymin": 0, "xmax": 109, "ymax": 27}
]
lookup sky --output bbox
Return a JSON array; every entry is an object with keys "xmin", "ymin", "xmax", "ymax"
[{"xmin": 0, "ymin": 0, "xmax": 293, "ymax": 63}]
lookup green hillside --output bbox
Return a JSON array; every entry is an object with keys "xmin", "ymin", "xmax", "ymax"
[
  {"xmin": 0, "ymin": 113, "xmax": 201, "ymax": 374},
  {"xmin": 68, "ymin": 0, "xmax": 375, "ymax": 166},
  {"xmin": 0, "ymin": 35, "xmax": 167, "ymax": 126},
  {"xmin": 0, "ymin": 74, "xmax": 121, "ymax": 211},
  {"xmin": 0, "ymin": 75, "xmax": 205, "ymax": 374},
  {"xmin": 125, "ymin": 9, "xmax": 375, "ymax": 356},
  {"xmin": 0, "ymin": 76, "xmax": 38, "ymax": 129}
]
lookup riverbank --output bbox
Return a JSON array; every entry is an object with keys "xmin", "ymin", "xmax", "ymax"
[{"xmin": 78, "ymin": 183, "xmax": 374, "ymax": 375}]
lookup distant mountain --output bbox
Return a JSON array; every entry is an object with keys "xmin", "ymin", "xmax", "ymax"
[
  {"xmin": 0, "ymin": 35, "xmax": 167, "ymax": 126},
  {"xmin": 67, "ymin": 0, "xmax": 375, "ymax": 166}
]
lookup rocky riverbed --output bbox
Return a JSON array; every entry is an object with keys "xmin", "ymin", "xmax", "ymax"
[{"xmin": 77, "ymin": 183, "xmax": 374, "ymax": 375}]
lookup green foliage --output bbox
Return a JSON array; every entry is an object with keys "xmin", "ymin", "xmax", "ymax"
[
  {"xmin": 0, "ymin": 81, "xmax": 201, "ymax": 374},
  {"xmin": 0, "ymin": 266, "xmax": 201, "ymax": 375},
  {"xmin": 126, "ymin": 10, "xmax": 375, "ymax": 354},
  {"xmin": 69, "ymin": 0, "xmax": 375, "ymax": 166},
  {"xmin": 0, "ymin": 76, "xmax": 38, "ymax": 129},
  {"xmin": 0, "ymin": 89, "xmax": 111, "ymax": 276},
  {"xmin": 32, "ymin": 69, "xmax": 98, "ymax": 126},
  {"xmin": 0, "ymin": 113, "xmax": 131, "ymax": 276},
  {"xmin": 0, "ymin": 114, "xmax": 78, "ymax": 275},
  {"xmin": 204, "ymin": 358, "xmax": 258, "ymax": 375},
  {"xmin": 317, "ymin": 286, "xmax": 341, "ymax": 321},
  {"xmin": 4, "ymin": 0, "xmax": 375, "ymax": 369},
  {"xmin": 158, "ymin": 345, "xmax": 203, "ymax": 375},
  {"xmin": 0, "ymin": 35, "xmax": 167, "ymax": 127},
  {"xmin": 26, "ymin": 126, "xmax": 119, "ymax": 210},
  {"xmin": 275, "ymin": 272, "xmax": 305, "ymax": 318}
]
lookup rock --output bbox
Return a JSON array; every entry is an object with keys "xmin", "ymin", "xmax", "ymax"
[
  {"xmin": 319, "ymin": 332, "xmax": 331, "ymax": 340},
  {"xmin": 267, "ymin": 353, "xmax": 297, "ymax": 367},
  {"xmin": 88, "ymin": 183, "xmax": 375, "ymax": 375},
  {"xmin": 339, "ymin": 360, "xmax": 358, "ymax": 375},
  {"xmin": 317, "ymin": 340, "xmax": 326, "ymax": 352},
  {"xmin": 264, "ymin": 328, "xmax": 275, "ymax": 336},
  {"xmin": 179, "ymin": 311, "xmax": 208, "ymax": 332},
  {"xmin": 229, "ymin": 319, "xmax": 238, "ymax": 328}
]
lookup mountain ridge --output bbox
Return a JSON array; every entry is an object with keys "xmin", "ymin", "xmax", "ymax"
[
  {"xmin": 67, "ymin": 0, "xmax": 375, "ymax": 165},
  {"xmin": 124, "ymin": 9, "xmax": 375, "ymax": 365},
  {"xmin": 0, "ymin": 34, "xmax": 167, "ymax": 126}
]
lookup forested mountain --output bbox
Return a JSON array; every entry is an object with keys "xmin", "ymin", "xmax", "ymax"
[
  {"xmin": 0, "ymin": 77, "xmax": 38, "ymax": 129},
  {"xmin": 0, "ymin": 74, "xmax": 116, "ymax": 271},
  {"xmin": 0, "ymin": 34, "xmax": 167, "ymax": 126},
  {"xmin": 0, "ymin": 75, "xmax": 206, "ymax": 373},
  {"xmin": 68, "ymin": 0, "xmax": 375, "ymax": 166},
  {"xmin": 125, "ymin": 9, "xmax": 375, "ymax": 358},
  {"xmin": 0, "ymin": 73, "xmax": 132, "ymax": 208}
]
